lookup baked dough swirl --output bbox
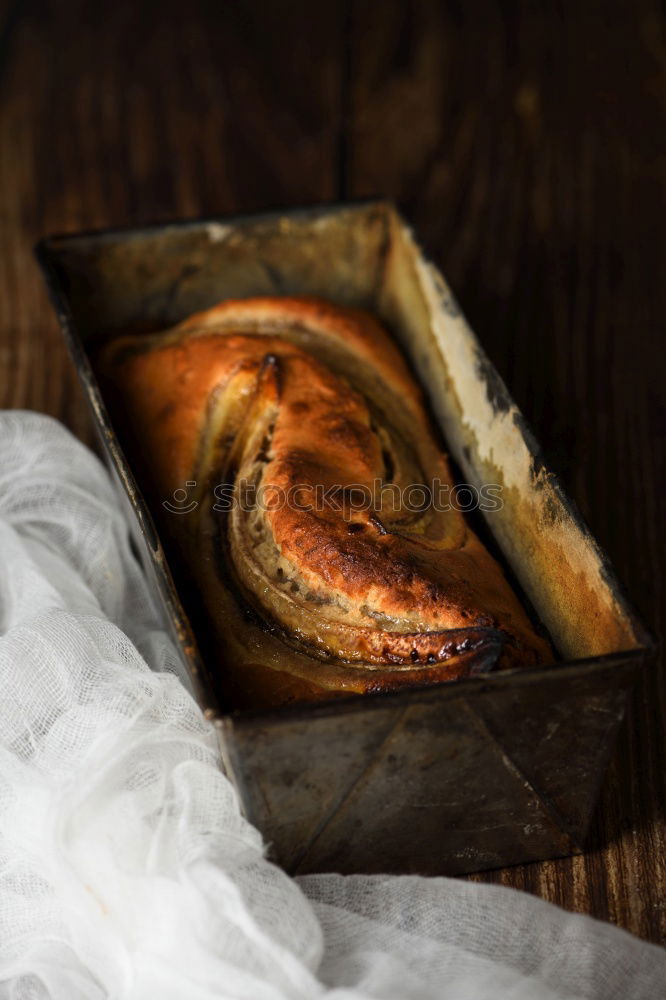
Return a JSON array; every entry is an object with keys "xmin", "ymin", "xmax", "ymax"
[{"xmin": 100, "ymin": 297, "xmax": 551, "ymax": 707}]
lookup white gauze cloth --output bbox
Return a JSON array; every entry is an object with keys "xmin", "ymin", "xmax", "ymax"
[{"xmin": 0, "ymin": 410, "xmax": 663, "ymax": 1000}]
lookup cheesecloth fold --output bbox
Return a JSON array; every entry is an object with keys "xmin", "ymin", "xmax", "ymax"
[{"xmin": 0, "ymin": 411, "xmax": 662, "ymax": 1000}]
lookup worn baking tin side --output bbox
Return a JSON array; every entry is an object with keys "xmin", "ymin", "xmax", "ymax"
[
  {"xmin": 217, "ymin": 652, "xmax": 638, "ymax": 875},
  {"xmin": 35, "ymin": 234, "xmax": 219, "ymax": 718},
  {"xmin": 36, "ymin": 201, "xmax": 652, "ymax": 876},
  {"xmin": 376, "ymin": 210, "xmax": 649, "ymax": 661}
]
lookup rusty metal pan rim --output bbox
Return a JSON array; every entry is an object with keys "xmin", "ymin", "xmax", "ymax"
[
  {"xmin": 217, "ymin": 647, "xmax": 649, "ymax": 732},
  {"xmin": 34, "ymin": 198, "xmax": 390, "ymax": 252}
]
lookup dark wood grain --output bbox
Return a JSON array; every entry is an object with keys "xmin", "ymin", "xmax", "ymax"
[
  {"xmin": 345, "ymin": 0, "xmax": 666, "ymax": 944},
  {"xmin": 0, "ymin": 0, "xmax": 664, "ymax": 944}
]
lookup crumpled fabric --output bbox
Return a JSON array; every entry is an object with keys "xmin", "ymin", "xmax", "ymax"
[{"xmin": 0, "ymin": 410, "xmax": 662, "ymax": 1000}]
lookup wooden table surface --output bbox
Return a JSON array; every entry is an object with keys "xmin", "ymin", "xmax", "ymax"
[{"xmin": 0, "ymin": 0, "xmax": 663, "ymax": 945}]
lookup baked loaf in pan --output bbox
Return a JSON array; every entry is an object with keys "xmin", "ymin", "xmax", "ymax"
[{"xmin": 100, "ymin": 296, "xmax": 551, "ymax": 708}]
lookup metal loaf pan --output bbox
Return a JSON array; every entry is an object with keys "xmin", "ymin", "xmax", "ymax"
[{"xmin": 36, "ymin": 201, "xmax": 651, "ymax": 876}]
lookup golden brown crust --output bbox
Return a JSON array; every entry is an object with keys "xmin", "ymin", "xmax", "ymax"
[{"xmin": 98, "ymin": 296, "xmax": 551, "ymax": 708}]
